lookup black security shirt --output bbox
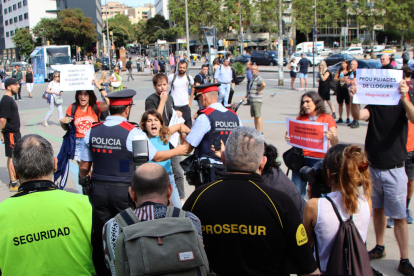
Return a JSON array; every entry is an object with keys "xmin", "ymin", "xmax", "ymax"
[
  {"xmin": 0, "ymin": 95, "xmax": 20, "ymax": 133},
  {"xmin": 365, "ymin": 101, "xmax": 408, "ymax": 168},
  {"xmin": 183, "ymin": 172, "xmax": 317, "ymax": 276}
]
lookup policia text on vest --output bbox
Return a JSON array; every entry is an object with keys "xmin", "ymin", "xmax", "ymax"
[{"xmin": 13, "ymin": 227, "xmax": 70, "ymax": 246}]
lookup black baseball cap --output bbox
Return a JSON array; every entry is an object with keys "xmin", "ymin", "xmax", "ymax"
[{"xmin": 5, "ymin": 78, "xmax": 18, "ymax": 88}]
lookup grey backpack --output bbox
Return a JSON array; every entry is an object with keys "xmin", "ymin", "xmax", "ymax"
[{"xmin": 115, "ymin": 207, "xmax": 213, "ymax": 276}]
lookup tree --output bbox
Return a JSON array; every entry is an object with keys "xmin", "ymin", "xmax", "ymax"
[
  {"xmin": 352, "ymin": 0, "xmax": 385, "ymax": 47},
  {"xmin": 59, "ymin": 8, "xmax": 97, "ymax": 47},
  {"xmin": 104, "ymin": 14, "xmax": 134, "ymax": 47},
  {"xmin": 12, "ymin": 28, "xmax": 34, "ymax": 59},
  {"xmin": 384, "ymin": 0, "xmax": 414, "ymax": 48},
  {"xmin": 32, "ymin": 18, "xmax": 63, "ymax": 45},
  {"xmin": 292, "ymin": 0, "xmax": 314, "ymax": 41},
  {"xmin": 146, "ymin": 14, "xmax": 173, "ymax": 43}
]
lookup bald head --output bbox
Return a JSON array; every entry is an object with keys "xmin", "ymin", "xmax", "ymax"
[
  {"xmin": 251, "ymin": 65, "xmax": 259, "ymax": 76},
  {"xmin": 131, "ymin": 163, "xmax": 170, "ymax": 197},
  {"xmin": 247, "ymin": 62, "xmax": 252, "ymax": 69},
  {"xmin": 350, "ymin": 60, "xmax": 358, "ymax": 71},
  {"xmin": 380, "ymin": 54, "xmax": 390, "ymax": 66}
]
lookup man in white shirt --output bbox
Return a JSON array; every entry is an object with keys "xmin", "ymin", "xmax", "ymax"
[
  {"xmin": 214, "ymin": 58, "xmax": 233, "ymax": 106},
  {"xmin": 168, "ymin": 61, "xmax": 194, "ymax": 128}
]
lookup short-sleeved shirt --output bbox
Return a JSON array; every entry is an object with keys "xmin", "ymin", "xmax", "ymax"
[
  {"xmin": 213, "ymin": 65, "xmax": 233, "ymax": 84},
  {"xmin": 182, "ymin": 173, "xmax": 317, "ymax": 275},
  {"xmin": 145, "ymin": 93, "xmax": 175, "ymax": 126},
  {"xmin": 0, "ymin": 95, "xmax": 20, "ymax": 132},
  {"xmin": 48, "ymin": 81, "xmax": 60, "ymax": 94},
  {"xmin": 248, "ymin": 74, "xmax": 264, "ymax": 102},
  {"xmin": 365, "ymin": 101, "xmax": 408, "ymax": 169},
  {"xmin": 152, "ymin": 60, "xmax": 159, "ymax": 70},
  {"xmin": 149, "ymin": 136, "xmax": 172, "ymax": 172},
  {"xmin": 194, "ymin": 73, "xmax": 206, "ymax": 85},
  {"xmin": 66, "ymin": 103, "xmax": 102, "ymax": 138},
  {"xmin": 168, "ymin": 73, "xmax": 194, "ymax": 106},
  {"xmin": 159, "ymin": 60, "xmax": 166, "ymax": 71},
  {"xmin": 296, "ymin": 113, "xmax": 336, "ymax": 159},
  {"xmin": 12, "ymin": 70, "xmax": 22, "ymax": 81},
  {"xmin": 103, "ymin": 202, "xmax": 203, "ymax": 276},
  {"xmin": 298, "ymin": 58, "xmax": 310, "ymax": 74}
]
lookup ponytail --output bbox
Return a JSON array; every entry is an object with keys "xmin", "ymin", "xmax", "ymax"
[{"xmin": 339, "ymin": 145, "xmax": 372, "ymax": 215}]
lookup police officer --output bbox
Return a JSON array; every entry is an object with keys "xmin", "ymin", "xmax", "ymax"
[
  {"xmin": 184, "ymin": 83, "xmax": 242, "ymax": 185},
  {"xmin": 79, "ymin": 89, "xmax": 188, "ymax": 275}
]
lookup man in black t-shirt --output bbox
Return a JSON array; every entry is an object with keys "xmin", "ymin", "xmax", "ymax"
[
  {"xmin": 183, "ymin": 127, "xmax": 318, "ymax": 275},
  {"xmin": 349, "ymin": 79, "xmax": 414, "ymax": 274},
  {"xmin": 159, "ymin": 56, "xmax": 166, "ymax": 73},
  {"xmin": 0, "ymin": 78, "xmax": 21, "ymax": 191},
  {"xmin": 189, "ymin": 64, "xmax": 208, "ymax": 110},
  {"xmin": 298, "ymin": 53, "xmax": 310, "ymax": 91}
]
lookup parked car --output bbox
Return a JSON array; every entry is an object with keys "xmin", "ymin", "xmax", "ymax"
[
  {"xmin": 376, "ymin": 53, "xmax": 403, "ymax": 69},
  {"xmin": 290, "ymin": 52, "xmax": 324, "ymax": 66},
  {"xmin": 318, "ymin": 48, "xmax": 333, "ymax": 56},
  {"xmin": 324, "ymin": 54, "xmax": 355, "ymax": 66},
  {"xmin": 233, "ymin": 55, "xmax": 251, "ymax": 65},
  {"xmin": 327, "ymin": 59, "xmax": 382, "ymax": 92},
  {"xmin": 341, "ymin": 47, "xmax": 364, "ymax": 55},
  {"xmin": 381, "ymin": 48, "xmax": 396, "ymax": 53},
  {"xmin": 97, "ymin": 58, "xmax": 110, "ymax": 70},
  {"xmin": 129, "ymin": 48, "xmax": 136, "ymax": 54},
  {"xmin": 251, "ymin": 51, "xmax": 287, "ymax": 66},
  {"xmin": 10, "ymin": 61, "xmax": 29, "ymax": 72}
]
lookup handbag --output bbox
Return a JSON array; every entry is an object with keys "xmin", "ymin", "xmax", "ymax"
[
  {"xmin": 282, "ymin": 146, "xmax": 305, "ymax": 174},
  {"xmin": 54, "ymin": 95, "xmax": 63, "ymax": 105},
  {"xmin": 179, "ymin": 154, "xmax": 199, "ymax": 186}
]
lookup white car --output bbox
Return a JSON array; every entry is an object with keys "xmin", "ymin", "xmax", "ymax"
[
  {"xmin": 290, "ymin": 52, "xmax": 324, "ymax": 66},
  {"xmin": 318, "ymin": 49, "xmax": 333, "ymax": 56},
  {"xmin": 341, "ymin": 47, "xmax": 364, "ymax": 56}
]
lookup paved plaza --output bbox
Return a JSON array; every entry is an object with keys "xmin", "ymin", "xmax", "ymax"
[{"xmin": 0, "ymin": 68, "xmax": 412, "ymax": 275}]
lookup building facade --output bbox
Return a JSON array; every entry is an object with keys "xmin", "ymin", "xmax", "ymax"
[
  {"xmin": 154, "ymin": 0, "xmax": 169, "ymax": 20},
  {"xmin": 101, "ymin": 1, "xmax": 130, "ymax": 19},
  {"xmin": 127, "ymin": 4, "xmax": 154, "ymax": 23}
]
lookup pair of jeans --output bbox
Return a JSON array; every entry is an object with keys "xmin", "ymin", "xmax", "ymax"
[
  {"xmin": 168, "ymin": 170, "xmax": 182, "ymax": 208},
  {"xmin": 218, "ymin": 83, "xmax": 231, "ymax": 106},
  {"xmin": 291, "ymin": 157, "xmax": 322, "ymax": 198}
]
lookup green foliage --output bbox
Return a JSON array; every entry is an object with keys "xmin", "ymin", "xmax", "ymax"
[
  {"xmin": 104, "ymin": 14, "xmax": 134, "ymax": 47},
  {"xmin": 32, "ymin": 8, "xmax": 96, "ymax": 48},
  {"xmin": 349, "ymin": 38, "xmax": 360, "ymax": 44},
  {"xmin": 376, "ymin": 29, "xmax": 414, "ymax": 44},
  {"xmin": 232, "ymin": 62, "xmax": 246, "ymax": 76},
  {"xmin": 383, "ymin": 0, "xmax": 414, "ymax": 47},
  {"xmin": 133, "ymin": 15, "xmax": 172, "ymax": 46},
  {"xmin": 292, "ymin": 0, "xmax": 314, "ymax": 41},
  {"xmin": 352, "ymin": 0, "xmax": 385, "ymax": 46},
  {"xmin": 12, "ymin": 28, "xmax": 34, "ymax": 59}
]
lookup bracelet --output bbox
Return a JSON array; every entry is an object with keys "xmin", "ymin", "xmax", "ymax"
[{"xmin": 181, "ymin": 131, "xmax": 188, "ymax": 135}]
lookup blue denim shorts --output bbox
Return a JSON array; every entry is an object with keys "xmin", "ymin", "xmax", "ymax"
[
  {"xmin": 74, "ymin": 138, "xmax": 84, "ymax": 162},
  {"xmin": 299, "ymin": 73, "xmax": 308, "ymax": 79}
]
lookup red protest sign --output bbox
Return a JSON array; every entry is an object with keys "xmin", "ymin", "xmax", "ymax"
[{"xmin": 286, "ymin": 118, "xmax": 328, "ymax": 153}]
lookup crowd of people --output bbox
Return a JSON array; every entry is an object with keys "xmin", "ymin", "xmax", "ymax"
[{"xmin": 0, "ymin": 47, "xmax": 414, "ymax": 276}]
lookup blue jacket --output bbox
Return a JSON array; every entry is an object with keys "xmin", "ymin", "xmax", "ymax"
[{"xmin": 54, "ymin": 119, "xmax": 76, "ymax": 190}]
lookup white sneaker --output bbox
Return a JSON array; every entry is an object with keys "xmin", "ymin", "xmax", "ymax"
[{"xmin": 43, "ymin": 121, "xmax": 49, "ymax": 127}]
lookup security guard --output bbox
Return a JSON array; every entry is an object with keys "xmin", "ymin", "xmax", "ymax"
[
  {"xmin": 184, "ymin": 83, "xmax": 242, "ymax": 185},
  {"xmin": 79, "ymin": 89, "xmax": 186, "ymax": 275},
  {"xmin": 0, "ymin": 134, "xmax": 95, "ymax": 275}
]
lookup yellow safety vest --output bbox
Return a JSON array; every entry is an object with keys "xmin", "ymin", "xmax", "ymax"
[{"xmin": 0, "ymin": 189, "xmax": 95, "ymax": 275}]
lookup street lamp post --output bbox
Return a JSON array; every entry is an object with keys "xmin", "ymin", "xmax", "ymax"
[
  {"xmin": 313, "ymin": 0, "xmax": 316, "ymax": 88},
  {"xmin": 239, "ymin": 0, "xmax": 243, "ymax": 55},
  {"xmin": 105, "ymin": 0, "xmax": 112, "ymax": 74},
  {"xmin": 277, "ymin": 0, "xmax": 283, "ymax": 85},
  {"xmin": 185, "ymin": 0, "xmax": 190, "ymax": 57}
]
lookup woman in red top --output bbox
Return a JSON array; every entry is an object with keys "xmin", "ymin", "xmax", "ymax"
[
  {"xmin": 285, "ymin": 91, "xmax": 338, "ymax": 198},
  {"xmin": 60, "ymin": 89, "xmax": 109, "ymax": 162}
]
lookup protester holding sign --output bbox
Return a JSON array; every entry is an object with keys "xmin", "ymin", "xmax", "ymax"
[
  {"xmin": 285, "ymin": 91, "xmax": 338, "ymax": 198},
  {"xmin": 349, "ymin": 79, "xmax": 414, "ymax": 275}
]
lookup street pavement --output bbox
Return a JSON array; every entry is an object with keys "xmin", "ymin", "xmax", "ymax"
[{"xmin": 0, "ymin": 68, "xmax": 412, "ymax": 276}]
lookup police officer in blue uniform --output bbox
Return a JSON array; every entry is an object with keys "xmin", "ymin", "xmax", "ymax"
[
  {"xmin": 79, "ymin": 89, "xmax": 188, "ymax": 276},
  {"xmin": 184, "ymin": 83, "xmax": 242, "ymax": 186}
]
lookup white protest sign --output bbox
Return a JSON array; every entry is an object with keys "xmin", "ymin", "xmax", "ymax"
[
  {"xmin": 353, "ymin": 69, "xmax": 403, "ymax": 105},
  {"xmin": 59, "ymin": 65, "xmax": 95, "ymax": 91}
]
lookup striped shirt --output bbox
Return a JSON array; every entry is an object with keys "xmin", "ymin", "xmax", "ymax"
[
  {"xmin": 102, "ymin": 203, "xmax": 202, "ymax": 276},
  {"xmin": 248, "ymin": 74, "xmax": 264, "ymax": 102}
]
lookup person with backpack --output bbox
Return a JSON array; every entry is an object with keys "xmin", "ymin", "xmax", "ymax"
[
  {"xmin": 168, "ymin": 60, "xmax": 194, "ymax": 129},
  {"xmin": 189, "ymin": 64, "xmax": 209, "ymax": 109},
  {"xmin": 102, "ymin": 163, "xmax": 206, "ymax": 276},
  {"xmin": 60, "ymin": 89, "xmax": 109, "ymax": 163},
  {"xmin": 126, "ymin": 57, "xmax": 134, "ymax": 81},
  {"xmin": 303, "ymin": 144, "xmax": 373, "ymax": 275}
]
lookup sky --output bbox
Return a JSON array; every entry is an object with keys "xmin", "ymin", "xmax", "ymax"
[{"xmin": 101, "ymin": 0, "xmax": 154, "ymax": 7}]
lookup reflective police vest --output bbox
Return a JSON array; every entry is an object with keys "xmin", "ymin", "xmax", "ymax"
[
  {"xmin": 197, "ymin": 107, "xmax": 239, "ymax": 161},
  {"xmin": 0, "ymin": 189, "xmax": 95, "ymax": 275},
  {"xmin": 90, "ymin": 121, "xmax": 135, "ymax": 183}
]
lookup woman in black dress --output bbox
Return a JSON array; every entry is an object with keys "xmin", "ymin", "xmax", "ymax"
[{"xmin": 317, "ymin": 61, "xmax": 336, "ymax": 118}]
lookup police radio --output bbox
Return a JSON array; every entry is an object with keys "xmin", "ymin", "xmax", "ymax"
[{"xmin": 132, "ymin": 135, "xmax": 149, "ymax": 168}]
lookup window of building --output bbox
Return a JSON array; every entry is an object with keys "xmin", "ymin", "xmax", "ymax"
[
  {"xmin": 6, "ymin": 31, "xmax": 9, "ymax": 37},
  {"xmin": 4, "ymin": 8, "xmax": 6, "ymax": 14},
  {"xmin": 23, "ymin": 0, "xmax": 27, "ymax": 6},
  {"xmin": 10, "ymin": 30, "xmax": 13, "ymax": 36},
  {"xmin": 12, "ymin": 4, "xmax": 16, "ymax": 10},
  {"xmin": 3, "ymin": 0, "xmax": 5, "ymax": 3},
  {"xmin": 1, "ymin": 34, "xmax": 3, "ymax": 39},
  {"xmin": 14, "ymin": 17, "xmax": 17, "ymax": 23},
  {"xmin": 8, "ymin": 6, "xmax": 11, "ymax": 12},
  {"xmin": 23, "ymin": 12, "xmax": 28, "ymax": 19},
  {"xmin": 18, "ymin": 2, "xmax": 21, "ymax": 8},
  {"xmin": 19, "ymin": 14, "xmax": 22, "ymax": 21},
  {"xmin": 5, "ymin": 20, "xmax": 8, "ymax": 26},
  {"xmin": 9, "ymin": 19, "xmax": 12, "ymax": 24}
]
